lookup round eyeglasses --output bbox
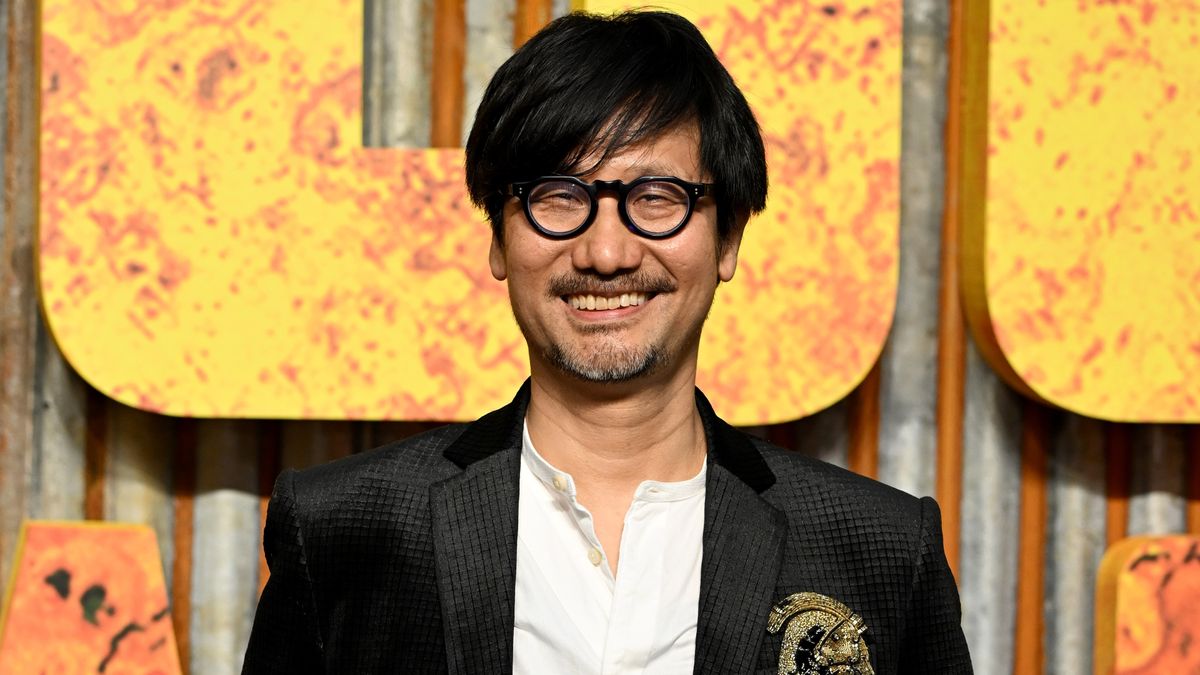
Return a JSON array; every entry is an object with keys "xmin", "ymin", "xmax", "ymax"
[{"xmin": 507, "ymin": 176, "xmax": 715, "ymax": 239}]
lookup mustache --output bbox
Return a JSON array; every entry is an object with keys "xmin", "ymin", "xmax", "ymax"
[{"xmin": 547, "ymin": 271, "xmax": 677, "ymax": 297}]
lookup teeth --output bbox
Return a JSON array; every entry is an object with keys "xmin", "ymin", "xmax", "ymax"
[{"xmin": 567, "ymin": 293, "xmax": 648, "ymax": 311}]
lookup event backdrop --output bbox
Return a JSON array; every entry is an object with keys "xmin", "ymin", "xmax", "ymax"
[
  {"xmin": 37, "ymin": 0, "xmax": 901, "ymax": 425},
  {"xmin": 2, "ymin": 0, "xmax": 1199, "ymax": 674}
]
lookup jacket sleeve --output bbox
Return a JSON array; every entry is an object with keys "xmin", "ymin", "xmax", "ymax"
[
  {"xmin": 242, "ymin": 469, "xmax": 325, "ymax": 674},
  {"xmin": 899, "ymin": 496, "xmax": 973, "ymax": 674}
]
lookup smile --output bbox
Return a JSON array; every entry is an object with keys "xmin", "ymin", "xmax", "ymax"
[{"xmin": 565, "ymin": 292, "xmax": 652, "ymax": 311}]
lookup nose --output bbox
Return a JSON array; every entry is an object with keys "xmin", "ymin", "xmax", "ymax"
[{"xmin": 570, "ymin": 195, "xmax": 644, "ymax": 275}]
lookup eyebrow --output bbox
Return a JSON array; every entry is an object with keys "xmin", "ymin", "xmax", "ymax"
[
  {"xmin": 577, "ymin": 161, "xmax": 689, "ymax": 180},
  {"xmin": 631, "ymin": 162, "xmax": 680, "ymax": 176}
]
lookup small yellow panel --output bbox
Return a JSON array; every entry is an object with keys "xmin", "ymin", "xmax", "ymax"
[
  {"xmin": 38, "ymin": 0, "xmax": 899, "ymax": 424},
  {"xmin": 0, "ymin": 521, "xmax": 180, "ymax": 674},
  {"xmin": 970, "ymin": 2, "xmax": 1200, "ymax": 421}
]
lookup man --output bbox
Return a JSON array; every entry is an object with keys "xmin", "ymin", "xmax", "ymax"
[{"xmin": 244, "ymin": 10, "xmax": 971, "ymax": 674}]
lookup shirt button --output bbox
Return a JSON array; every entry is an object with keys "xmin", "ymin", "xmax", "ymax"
[
  {"xmin": 588, "ymin": 547, "xmax": 603, "ymax": 566},
  {"xmin": 552, "ymin": 475, "xmax": 568, "ymax": 492}
]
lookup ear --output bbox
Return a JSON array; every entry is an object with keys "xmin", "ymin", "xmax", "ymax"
[
  {"xmin": 489, "ymin": 233, "xmax": 508, "ymax": 281},
  {"xmin": 717, "ymin": 210, "xmax": 749, "ymax": 282}
]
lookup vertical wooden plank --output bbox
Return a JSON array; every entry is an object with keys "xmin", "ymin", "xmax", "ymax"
[
  {"xmin": 958, "ymin": 341, "xmax": 1021, "ymax": 675},
  {"xmin": 257, "ymin": 421, "xmax": 282, "ymax": 597},
  {"xmin": 765, "ymin": 420, "xmax": 796, "ymax": 452},
  {"xmin": 513, "ymin": 0, "xmax": 553, "ymax": 48},
  {"xmin": 1046, "ymin": 415, "xmax": 1106, "ymax": 675},
  {"xmin": 190, "ymin": 420, "xmax": 260, "ymax": 675},
  {"xmin": 792, "ymin": 402, "xmax": 849, "ymax": 469},
  {"xmin": 463, "ymin": 0, "xmax": 515, "ymax": 141},
  {"xmin": 931, "ymin": 0, "xmax": 965, "ymax": 578},
  {"xmin": 846, "ymin": 364, "xmax": 881, "ymax": 479},
  {"xmin": 84, "ymin": 388, "xmax": 107, "ymax": 519},
  {"xmin": 172, "ymin": 419, "xmax": 197, "ymax": 675},
  {"xmin": 1188, "ymin": 426, "xmax": 1200, "ymax": 534},
  {"xmin": 431, "ymin": 0, "xmax": 466, "ymax": 147},
  {"xmin": 1105, "ymin": 423, "xmax": 1132, "ymax": 546},
  {"xmin": 1127, "ymin": 425, "xmax": 1186, "ymax": 536},
  {"xmin": 363, "ymin": 0, "xmax": 433, "ymax": 148},
  {"xmin": 1013, "ymin": 399, "xmax": 1050, "ymax": 675},
  {"xmin": 0, "ymin": 0, "xmax": 37, "ymax": 594},
  {"xmin": 282, "ymin": 421, "xmax": 354, "ymax": 470},
  {"xmin": 105, "ymin": 402, "xmax": 176, "ymax": 589}
]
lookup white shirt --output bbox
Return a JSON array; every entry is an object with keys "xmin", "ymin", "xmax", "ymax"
[{"xmin": 513, "ymin": 422, "xmax": 706, "ymax": 675}]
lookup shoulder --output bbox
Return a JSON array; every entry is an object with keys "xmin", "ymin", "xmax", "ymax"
[
  {"xmin": 283, "ymin": 423, "xmax": 469, "ymax": 510},
  {"xmin": 749, "ymin": 435, "xmax": 930, "ymax": 541}
]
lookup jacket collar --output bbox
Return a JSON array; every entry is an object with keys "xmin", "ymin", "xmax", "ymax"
[
  {"xmin": 443, "ymin": 379, "xmax": 777, "ymax": 493},
  {"xmin": 433, "ymin": 379, "xmax": 784, "ymax": 674}
]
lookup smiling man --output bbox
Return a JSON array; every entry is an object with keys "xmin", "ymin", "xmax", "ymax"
[{"xmin": 244, "ymin": 10, "xmax": 971, "ymax": 675}]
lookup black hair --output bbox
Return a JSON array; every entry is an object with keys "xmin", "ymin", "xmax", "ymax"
[{"xmin": 464, "ymin": 10, "xmax": 768, "ymax": 244}]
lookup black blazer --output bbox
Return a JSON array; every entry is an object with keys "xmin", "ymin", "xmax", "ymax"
[{"xmin": 243, "ymin": 383, "xmax": 972, "ymax": 674}]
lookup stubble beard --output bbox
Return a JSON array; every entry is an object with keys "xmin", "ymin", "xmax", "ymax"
[{"xmin": 543, "ymin": 329, "xmax": 668, "ymax": 383}]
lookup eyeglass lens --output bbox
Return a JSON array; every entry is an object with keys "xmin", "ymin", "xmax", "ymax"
[{"xmin": 527, "ymin": 180, "xmax": 691, "ymax": 234}]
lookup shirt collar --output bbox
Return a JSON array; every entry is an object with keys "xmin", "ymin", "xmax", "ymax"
[
  {"xmin": 521, "ymin": 420, "xmax": 707, "ymax": 503},
  {"xmin": 444, "ymin": 378, "xmax": 775, "ymax": 494}
]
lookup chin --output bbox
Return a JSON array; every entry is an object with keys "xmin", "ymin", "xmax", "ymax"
[{"xmin": 544, "ymin": 342, "xmax": 668, "ymax": 384}]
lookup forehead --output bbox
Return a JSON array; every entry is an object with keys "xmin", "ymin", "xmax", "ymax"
[{"xmin": 571, "ymin": 122, "xmax": 704, "ymax": 180}]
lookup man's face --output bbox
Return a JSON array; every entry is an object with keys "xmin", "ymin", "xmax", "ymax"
[{"xmin": 489, "ymin": 124, "xmax": 743, "ymax": 385}]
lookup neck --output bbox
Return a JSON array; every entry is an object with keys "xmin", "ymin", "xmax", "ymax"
[{"xmin": 524, "ymin": 362, "xmax": 707, "ymax": 489}]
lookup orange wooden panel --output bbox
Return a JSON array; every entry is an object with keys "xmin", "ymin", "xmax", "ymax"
[
  {"xmin": 171, "ymin": 420, "xmax": 196, "ymax": 672},
  {"xmin": 962, "ymin": 1, "xmax": 1200, "ymax": 422},
  {"xmin": 0, "ymin": 521, "xmax": 181, "ymax": 674},
  {"xmin": 1107, "ymin": 423, "xmax": 1133, "ymax": 547},
  {"xmin": 1014, "ymin": 399, "xmax": 1050, "ymax": 675},
  {"xmin": 846, "ymin": 361, "xmax": 880, "ymax": 479},
  {"xmin": 1096, "ymin": 535, "xmax": 1200, "ymax": 674},
  {"xmin": 514, "ymin": 0, "xmax": 555, "ymax": 48},
  {"xmin": 936, "ymin": 0, "xmax": 970, "ymax": 581},
  {"xmin": 431, "ymin": 0, "xmax": 465, "ymax": 147}
]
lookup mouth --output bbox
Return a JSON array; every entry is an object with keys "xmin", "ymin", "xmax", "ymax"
[{"xmin": 563, "ymin": 292, "xmax": 654, "ymax": 311}]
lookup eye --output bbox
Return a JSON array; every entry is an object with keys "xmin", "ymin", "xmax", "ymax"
[
  {"xmin": 629, "ymin": 182, "xmax": 688, "ymax": 207},
  {"xmin": 529, "ymin": 181, "xmax": 588, "ymax": 208}
]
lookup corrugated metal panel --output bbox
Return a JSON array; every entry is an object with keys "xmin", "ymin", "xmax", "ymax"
[
  {"xmin": 189, "ymin": 421, "xmax": 261, "ymax": 675},
  {"xmin": 105, "ymin": 403, "xmax": 176, "ymax": 583},
  {"xmin": 960, "ymin": 342, "xmax": 1022, "ymax": 675},
  {"xmin": 876, "ymin": 0, "xmax": 949, "ymax": 500},
  {"xmin": 1046, "ymin": 415, "xmax": 1106, "ymax": 675}
]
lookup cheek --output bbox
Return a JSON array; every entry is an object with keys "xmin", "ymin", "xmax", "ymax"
[
  {"xmin": 659, "ymin": 235, "xmax": 721, "ymax": 283},
  {"xmin": 502, "ymin": 238, "xmax": 563, "ymax": 299}
]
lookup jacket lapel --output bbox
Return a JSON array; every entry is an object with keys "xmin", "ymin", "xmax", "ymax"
[
  {"xmin": 694, "ymin": 392, "xmax": 787, "ymax": 674},
  {"xmin": 428, "ymin": 383, "xmax": 787, "ymax": 674},
  {"xmin": 430, "ymin": 383, "xmax": 529, "ymax": 674}
]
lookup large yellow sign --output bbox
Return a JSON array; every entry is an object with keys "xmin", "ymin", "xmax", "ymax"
[
  {"xmin": 964, "ymin": 1, "xmax": 1200, "ymax": 422},
  {"xmin": 38, "ymin": 0, "xmax": 900, "ymax": 424}
]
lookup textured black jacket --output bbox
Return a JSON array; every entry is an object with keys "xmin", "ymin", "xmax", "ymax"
[{"xmin": 243, "ymin": 383, "xmax": 972, "ymax": 673}]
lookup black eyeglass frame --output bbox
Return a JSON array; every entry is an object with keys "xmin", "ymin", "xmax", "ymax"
[{"xmin": 507, "ymin": 175, "xmax": 715, "ymax": 240}]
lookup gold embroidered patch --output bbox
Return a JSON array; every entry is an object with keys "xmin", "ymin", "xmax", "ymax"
[{"xmin": 767, "ymin": 592, "xmax": 874, "ymax": 675}]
